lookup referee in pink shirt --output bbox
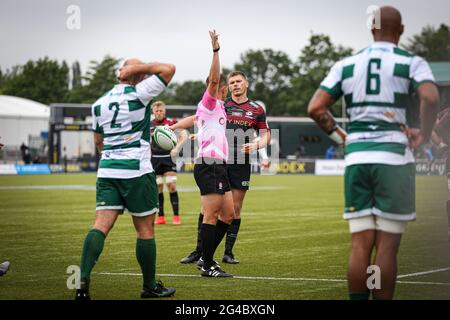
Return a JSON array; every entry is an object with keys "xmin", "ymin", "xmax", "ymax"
[{"xmin": 170, "ymin": 31, "xmax": 234, "ymax": 277}]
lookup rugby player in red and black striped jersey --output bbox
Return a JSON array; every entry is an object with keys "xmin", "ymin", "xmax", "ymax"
[
  {"xmin": 180, "ymin": 71, "xmax": 270, "ymax": 265},
  {"xmin": 151, "ymin": 101, "xmax": 188, "ymax": 225}
]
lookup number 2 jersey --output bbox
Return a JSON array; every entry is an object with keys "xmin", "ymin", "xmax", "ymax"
[
  {"xmin": 91, "ymin": 75, "xmax": 167, "ymax": 179},
  {"xmin": 320, "ymin": 41, "xmax": 435, "ymax": 166}
]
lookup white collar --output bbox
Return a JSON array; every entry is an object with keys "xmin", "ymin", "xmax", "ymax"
[{"xmin": 372, "ymin": 41, "xmax": 398, "ymax": 47}]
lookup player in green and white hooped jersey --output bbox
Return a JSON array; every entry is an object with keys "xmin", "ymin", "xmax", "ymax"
[
  {"xmin": 76, "ymin": 59, "xmax": 176, "ymax": 300},
  {"xmin": 308, "ymin": 6, "xmax": 440, "ymax": 300}
]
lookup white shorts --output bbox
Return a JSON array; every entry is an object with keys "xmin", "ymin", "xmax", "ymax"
[{"xmin": 348, "ymin": 215, "xmax": 408, "ymax": 234}]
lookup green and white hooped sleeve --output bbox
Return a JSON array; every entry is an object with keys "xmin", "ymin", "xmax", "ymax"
[
  {"xmin": 410, "ymin": 56, "xmax": 436, "ymax": 90},
  {"xmin": 319, "ymin": 60, "xmax": 344, "ymax": 100}
]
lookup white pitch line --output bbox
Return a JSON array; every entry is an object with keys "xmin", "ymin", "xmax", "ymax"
[
  {"xmin": 397, "ymin": 280, "xmax": 450, "ymax": 286},
  {"xmin": 97, "ymin": 272, "xmax": 346, "ymax": 283},
  {"xmin": 97, "ymin": 272, "xmax": 450, "ymax": 286},
  {"xmin": 397, "ymin": 267, "xmax": 450, "ymax": 279}
]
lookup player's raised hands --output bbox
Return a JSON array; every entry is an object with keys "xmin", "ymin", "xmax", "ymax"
[
  {"xmin": 209, "ymin": 30, "xmax": 220, "ymax": 52},
  {"xmin": 118, "ymin": 65, "xmax": 138, "ymax": 81}
]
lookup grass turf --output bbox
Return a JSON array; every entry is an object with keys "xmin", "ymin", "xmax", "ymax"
[{"xmin": 0, "ymin": 173, "xmax": 449, "ymax": 300}]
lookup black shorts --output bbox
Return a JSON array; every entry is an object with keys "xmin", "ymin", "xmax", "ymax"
[
  {"xmin": 226, "ymin": 163, "xmax": 251, "ymax": 190},
  {"xmin": 151, "ymin": 156, "xmax": 177, "ymax": 176},
  {"xmin": 194, "ymin": 159, "xmax": 231, "ymax": 196}
]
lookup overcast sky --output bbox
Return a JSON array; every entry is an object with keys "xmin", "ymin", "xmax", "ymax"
[{"xmin": 1, "ymin": 0, "xmax": 449, "ymax": 82}]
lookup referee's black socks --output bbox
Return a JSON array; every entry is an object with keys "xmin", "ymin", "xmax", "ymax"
[
  {"xmin": 201, "ymin": 223, "xmax": 216, "ymax": 269},
  {"xmin": 214, "ymin": 220, "xmax": 230, "ymax": 252},
  {"xmin": 195, "ymin": 213, "xmax": 203, "ymax": 253}
]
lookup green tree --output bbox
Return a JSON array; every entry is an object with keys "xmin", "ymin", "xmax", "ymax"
[
  {"xmin": 0, "ymin": 68, "xmax": 5, "ymax": 94},
  {"xmin": 1, "ymin": 57, "xmax": 69, "ymax": 104},
  {"xmin": 173, "ymin": 80, "xmax": 205, "ymax": 105},
  {"xmin": 155, "ymin": 81, "xmax": 205, "ymax": 106},
  {"xmin": 66, "ymin": 55, "xmax": 121, "ymax": 103},
  {"xmin": 155, "ymin": 69, "xmax": 227, "ymax": 106},
  {"xmin": 153, "ymin": 83, "xmax": 178, "ymax": 105},
  {"xmin": 233, "ymin": 49, "xmax": 294, "ymax": 116},
  {"xmin": 71, "ymin": 61, "xmax": 82, "ymax": 89},
  {"xmin": 404, "ymin": 24, "xmax": 450, "ymax": 61},
  {"xmin": 289, "ymin": 34, "xmax": 353, "ymax": 116}
]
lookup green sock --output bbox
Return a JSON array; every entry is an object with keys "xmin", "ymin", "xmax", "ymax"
[
  {"xmin": 349, "ymin": 292, "xmax": 370, "ymax": 300},
  {"xmin": 80, "ymin": 229, "xmax": 106, "ymax": 282},
  {"xmin": 136, "ymin": 238, "xmax": 157, "ymax": 290}
]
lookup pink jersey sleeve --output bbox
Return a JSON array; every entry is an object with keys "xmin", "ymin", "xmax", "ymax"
[{"xmin": 200, "ymin": 90, "xmax": 217, "ymax": 111}]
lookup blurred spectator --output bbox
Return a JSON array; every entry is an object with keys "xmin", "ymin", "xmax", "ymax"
[
  {"xmin": 20, "ymin": 143, "xmax": 31, "ymax": 164},
  {"xmin": 325, "ymin": 145, "xmax": 337, "ymax": 159},
  {"xmin": 32, "ymin": 156, "xmax": 41, "ymax": 164},
  {"xmin": 294, "ymin": 141, "xmax": 306, "ymax": 159},
  {"xmin": 424, "ymin": 145, "xmax": 434, "ymax": 161}
]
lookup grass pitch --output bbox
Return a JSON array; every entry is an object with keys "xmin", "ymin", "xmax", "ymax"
[{"xmin": 0, "ymin": 173, "xmax": 449, "ymax": 300}]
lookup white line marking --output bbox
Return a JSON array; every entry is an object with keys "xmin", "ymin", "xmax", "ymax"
[
  {"xmin": 397, "ymin": 268, "xmax": 450, "ymax": 279},
  {"xmin": 98, "ymin": 272, "xmax": 346, "ymax": 283},
  {"xmin": 97, "ymin": 272, "xmax": 450, "ymax": 286},
  {"xmin": 397, "ymin": 280, "xmax": 450, "ymax": 286}
]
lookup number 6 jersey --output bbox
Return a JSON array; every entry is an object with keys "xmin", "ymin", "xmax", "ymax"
[{"xmin": 320, "ymin": 41, "xmax": 435, "ymax": 166}]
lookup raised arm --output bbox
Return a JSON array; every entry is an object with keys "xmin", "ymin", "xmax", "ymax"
[
  {"xmin": 206, "ymin": 30, "xmax": 221, "ymax": 98},
  {"xmin": 119, "ymin": 62, "xmax": 176, "ymax": 85}
]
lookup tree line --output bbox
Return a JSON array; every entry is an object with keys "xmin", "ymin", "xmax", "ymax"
[{"xmin": 0, "ymin": 24, "xmax": 449, "ymax": 116}]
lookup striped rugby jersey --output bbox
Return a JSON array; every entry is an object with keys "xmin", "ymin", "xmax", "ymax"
[
  {"xmin": 225, "ymin": 99, "xmax": 269, "ymax": 164},
  {"xmin": 92, "ymin": 75, "xmax": 167, "ymax": 179},
  {"xmin": 320, "ymin": 41, "xmax": 435, "ymax": 166}
]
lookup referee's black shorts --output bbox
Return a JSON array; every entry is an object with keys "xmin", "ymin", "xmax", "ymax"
[
  {"xmin": 194, "ymin": 158, "xmax": 231, "ymax": 196},
  {"xmin": 226, "ymin": 163, "xmax": 251, "ymax": 191}
]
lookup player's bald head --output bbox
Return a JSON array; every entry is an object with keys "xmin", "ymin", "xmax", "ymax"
[
  {"xmin": 372, "ymin": 6, "xmax": 404, "ymax": 44},
  {"xmin": 120, "ymin": 58, "xmax": 146, "ymax": 85},
  {"xmin": 123, "ymin": 58, "xmax": 144, "ymax": 66}
]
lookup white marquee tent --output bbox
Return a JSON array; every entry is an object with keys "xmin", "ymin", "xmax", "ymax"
[{"xmin": 0, "ymin": 95, "xmax": 50, "ymax": 147}]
